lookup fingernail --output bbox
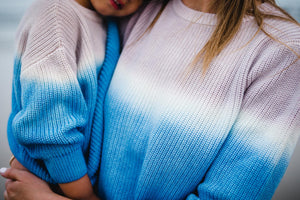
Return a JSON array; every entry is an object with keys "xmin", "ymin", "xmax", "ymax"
[{"xmin": 0, "ymin": 167, "xmax": 7, "ymax": 174}]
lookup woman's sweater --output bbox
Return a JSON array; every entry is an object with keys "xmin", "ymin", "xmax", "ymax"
[
  {"xmin": 97, "ymin": 0, "xmax": 300, "ymax": 199},
  {"xmin": 7, "ymin": 0, "xmax": 120, "ymax": 184}
]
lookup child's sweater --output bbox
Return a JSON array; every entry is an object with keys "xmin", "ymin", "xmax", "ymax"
[
  {"xmin": 7, "ymin": 0, "xmax": 119, "ymax": 184},
  {"xmin": 96, "ymin": 0, "xmax": 300, "ymax": 199}
]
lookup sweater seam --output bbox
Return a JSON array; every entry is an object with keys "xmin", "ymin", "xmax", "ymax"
[
  {"xmin": 20, "ymin": 46, "xmax": 68, "ymax": 74},
  {"xmin": 21, "ymin": 0, "xmax": 71, "ymax": 74}
]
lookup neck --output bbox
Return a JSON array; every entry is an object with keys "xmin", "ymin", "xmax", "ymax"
[
  {"xmin": 75, "ymin": 0, "xmax": 93, "ymax": 9},
  {"xmin": 181, "ymin": 0, "xmax": 214, "ymax": 13}
]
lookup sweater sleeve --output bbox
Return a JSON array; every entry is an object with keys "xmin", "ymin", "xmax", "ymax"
[
  {"xmin": 9, "ymin": 0, "xmax": 90, "ymax": 183},
  {"xmin": 12, "ymin": 47, "xmax": 89, "ymax": 184},
  {"xmin": 186, "ymin": 43, "xmax": 300, "ymax": 199}
]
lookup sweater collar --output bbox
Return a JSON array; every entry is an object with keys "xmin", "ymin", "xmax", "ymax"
[
  {"xmin": 172, "ymin": 0, "xmax": 273, "ymax": 25},
  {"xmin": 172, "ymin": 0, "xmax": 217, "ymax": 25}
]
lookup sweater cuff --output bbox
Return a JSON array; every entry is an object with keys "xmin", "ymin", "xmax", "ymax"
[{"xmin": 44, "ymin": 147, "xmax": 87, "ymax": 183}]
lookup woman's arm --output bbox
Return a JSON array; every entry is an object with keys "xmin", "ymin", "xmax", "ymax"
[
  {"xmin": 9, "ymin": 159, "xmax": 99, "ymax": 200},
  {"xmin": 186, "ymin": 43, "xmax": 300, "ymax": 199},
  {"xmin": 1, "ymin": 168, "xmax": 70, "ymax": 200}
]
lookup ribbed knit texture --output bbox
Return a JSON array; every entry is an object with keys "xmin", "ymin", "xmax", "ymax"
[
  {"xmin": 7, "ymin": 0, "xmax": 120, "ymax": 184},
  {"xmin": 96, "ymin": 0, "xmax": 300, "ymax": 199}
]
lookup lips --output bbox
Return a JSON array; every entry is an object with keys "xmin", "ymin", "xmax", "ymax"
[{"xmin": 110, "ymin": 0, "xmax": 125, "ymax": 10}]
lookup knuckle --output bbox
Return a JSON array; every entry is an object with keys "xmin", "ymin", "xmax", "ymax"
[
  {"xmin": 6, "ymin": 184, "xmax": 12, "ymax": 193},
  {"xmin": 5, "ymin": 181, "xmax": 15, "ymax": 194}
]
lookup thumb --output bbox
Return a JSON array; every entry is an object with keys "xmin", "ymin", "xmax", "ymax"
[{"xmin": 0, "ymin": 167, "xmax": 21, "ymax": 180}]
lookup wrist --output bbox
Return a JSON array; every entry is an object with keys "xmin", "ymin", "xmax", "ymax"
[{"xmin": 59, "ymin": 174, "xmax": 94, "ymax": 200}]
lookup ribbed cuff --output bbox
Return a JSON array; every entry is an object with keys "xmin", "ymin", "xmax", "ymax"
[{"xmin": 44, "ymin": 147, "xmax": 87, "ymax": 183}]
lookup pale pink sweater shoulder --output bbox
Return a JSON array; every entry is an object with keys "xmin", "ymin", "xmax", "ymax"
[{"xmin": 16, "ymin": 0, "xmax": 106, "ymax": 72}]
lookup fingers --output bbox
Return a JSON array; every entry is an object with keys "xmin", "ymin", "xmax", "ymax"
[
  {"xmin": 5, "ymin": 179, "xmax": 13, "ymax": 190},
  {"xmin": 4, "ymin": 179, "xmax": 20, "ymax": 200},
  {"xmin": 0, "ymin": 167, "xmax": 9, "ymax": 179},
  {"xmin": 0, "ymin": 167, "xmax": 24, "ymax": 181},
  {"xmin": 0, "ymin": 168, "xmax": 15, "ymax": 180}
]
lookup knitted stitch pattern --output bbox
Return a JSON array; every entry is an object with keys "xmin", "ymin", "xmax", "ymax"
[
  {"xmin": 7, "ymin": 0, "xmax": 120, "ymax": 184},
  {"xmin": 96, "ymin": 0, "xmax": 300, "ymax": 199}
]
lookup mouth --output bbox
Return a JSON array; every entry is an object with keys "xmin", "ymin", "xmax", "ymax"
[{"xmin": 110, "ymin": 0, "xmax": 125, "ymax": 10}]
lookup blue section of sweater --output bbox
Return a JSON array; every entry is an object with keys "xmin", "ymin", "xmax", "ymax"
[{"xmin": 7, "ymin": 19, "xmax": 120, "ymax": 184}]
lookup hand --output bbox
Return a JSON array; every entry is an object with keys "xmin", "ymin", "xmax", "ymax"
[
  {"xmin": 0, "ymin": 167, "xmax": 69, "ymax": 200},
  {"xmin": 10, "ymin": 158, "xmax": 27, "ymax": 171}
]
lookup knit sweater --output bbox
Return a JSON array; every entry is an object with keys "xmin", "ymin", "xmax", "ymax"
[
  {"xmin": 7, "ymin": 0, "xmax": 120, "ymax": 184},
  {"xmin": 97, "ymin": 0, "xmax": 300, "ymax": 199}
]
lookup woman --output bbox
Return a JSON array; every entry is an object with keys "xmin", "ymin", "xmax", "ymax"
[{"xmin": 2, "ymin": 0, "xmax": 300, "ymax": 199}]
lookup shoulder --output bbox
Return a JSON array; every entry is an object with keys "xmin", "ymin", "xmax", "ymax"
[
  {"xmin": 245, "ymin": 3, "xmax": 300, "ymax": 62},
  {"xmin": 259, "ymin": 3, "xmax": 300, "ymax": 45},
  {"xmin": 19, "ymin": 0, "xmax": 82, "ymax": 28},
  {"xmin": 16, "ymin": 0, "xmax": 83, "ymax": 48},
  {"xmin": 17, "ymin": 0, "xmax": 84, "ymax": 66},
  {"xmin": 246, "ymin": 26, "xmax": 300, "ymax": 87},
  {"xmin": 262, "ymin": 16, "xmax": 300, "ymax": 67},
  {"xmin": 241, "ymin": 4, "xmax": 300, "ymax": 85},
  {"xmin": 264, "ymin": 20, "xmax": 300, "ymax": 48}
]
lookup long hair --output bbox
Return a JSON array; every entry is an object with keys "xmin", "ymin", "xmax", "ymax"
[{"xmin": 147, "ymin": 0, "xmax": 299, "ymax": 72}]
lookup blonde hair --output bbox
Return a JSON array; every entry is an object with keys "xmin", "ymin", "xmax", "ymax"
[{"xmin": 147, "ymin": 0, "xmax": 300, "ymax": 72}]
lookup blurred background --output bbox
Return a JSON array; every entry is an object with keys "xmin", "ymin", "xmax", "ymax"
[{"xmin": 0, "ymin": 0, "xmax": 299, "ymax": 199}]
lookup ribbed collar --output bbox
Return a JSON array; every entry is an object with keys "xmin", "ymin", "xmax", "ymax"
[
  {"xmin": 68, "ymin": 0, "xmax": 103, "ymax": 22},
  {"xmin": 172, "ymin": 0, "xmax": 274, "ymax": 25},
  {"xmin": 172, "ymin": 0, "xmax": 217, "ymax": 25}
]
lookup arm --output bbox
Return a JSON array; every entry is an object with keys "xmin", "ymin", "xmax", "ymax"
[
  {"xmin": 8, "ymin": 1, "xmax": 91, "ymax": 184},
  {"xmin": 9, "ymin": 159, "xmax": 99, "ymax": 200},
  {"xmin": 59, "ymin": 175, "xmax": 99, "ymax": 200},
  {"xmin": 11, "ymin": 47, "xmax": 89, "ymax": 184},
  {"xmin": 12, "ymin": 49, "xmax": 99, "ymax": 199},
  {"xmin": 8, "ymin": 5, "xmax": 99, "ymax": 199},
  {"xmin": 1, "ymin": 168, "xmax": 70, "ymax": 200},
  {"xmin": 186, "ymin": 43, "xmax": 300, "ymax": 199}
]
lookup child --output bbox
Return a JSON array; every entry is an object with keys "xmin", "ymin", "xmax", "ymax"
[{"xmin": 7, "ymin": 0, "xmax": 143, "ymax": 199}]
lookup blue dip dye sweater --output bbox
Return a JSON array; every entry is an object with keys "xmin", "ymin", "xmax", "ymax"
[
  {"xmin": 7, "ymin": 0, "xmax": 300, "ymax": 199},
  {"xmin": 7, "ymin": 0, "xmax": 119, "ymax": 185},
  {"xmin": 96, "ymin": 0, "xmax": 300, "ymax": 199}
]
